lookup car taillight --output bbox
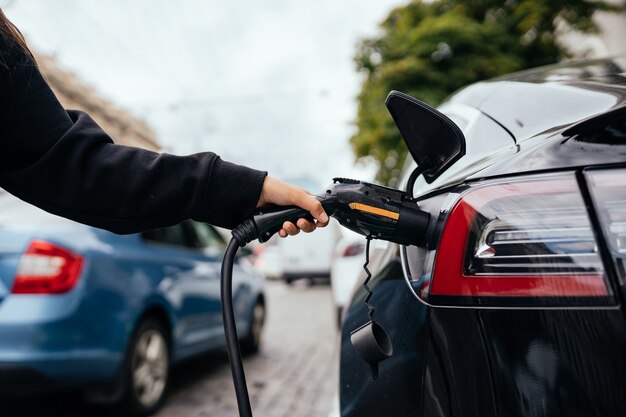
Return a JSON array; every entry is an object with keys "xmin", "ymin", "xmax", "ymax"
[
  {"xmin": 427, "ymin": 174, "xmax": 613, "ymax": 306},
  {"xmin": 585, "ymin": 168, "xmax": 626, "ymax": 282},
  {"xmin": 252, "ymin": 245, "xmax": 266, "ymax": 256},
  {"xmin": 12, "ymin": 240, "xmax": 84, "ymax": 294},
  {"xmin": 342, "ymin": 242, "xmax": 364, "ymax": 257}
]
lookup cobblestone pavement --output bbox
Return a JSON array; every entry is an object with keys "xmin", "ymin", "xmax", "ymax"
[
  {"xmin": 0, "ymin": 281, "xmax": 339, "ymax": 417},
  {"xmin": 158, "ymin": 280, "xmax": 340, "ymax": 417}
]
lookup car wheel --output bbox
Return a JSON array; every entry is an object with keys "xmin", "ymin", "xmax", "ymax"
[
  {"xmin": 121, "ymin": 318, "xmax": 170, "ymax": 416},
  {"xmin": 241, "ymin": 300, "xmax": 265, "ymax": 355}
]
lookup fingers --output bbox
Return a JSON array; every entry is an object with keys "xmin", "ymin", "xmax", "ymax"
[
  {"xmin": 291, "ymin": 190, "xmax": 329, "ymax": 227},
  {"xmin": 278, "ymin": 218, "xmax": 317, "ymax": 238},
  {"xmin": 279, "ymin": 189, "xmax": 329, "ymax": 238},
  {"xmin": 257, "ymin": 176, "xmax": 331, "ymax": 239},
  {"xmin": 280, "ymin": 221, "xmax": 300, "ymax": 238}
]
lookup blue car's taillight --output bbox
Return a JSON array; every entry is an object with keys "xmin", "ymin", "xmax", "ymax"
[
  {"xmin": 426, "ymin": 173, "xmax": 614, "ymax": 306},
  {"xmin": 12, "ymin": 240, "xmax": 84, "ymax": 294}
]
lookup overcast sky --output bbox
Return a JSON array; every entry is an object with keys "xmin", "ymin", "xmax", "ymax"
[{"xmin": 4, "ymin": 0, "xmax": 404, "ymax": 188}]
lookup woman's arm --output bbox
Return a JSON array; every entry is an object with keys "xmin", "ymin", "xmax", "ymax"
[{"xmin": 0, "ymin": 37, "xmax": 283, "ymax": 233}]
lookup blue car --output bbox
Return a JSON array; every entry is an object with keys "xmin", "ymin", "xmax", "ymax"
[{"xmin": 0, "ymin": 189, "xmax": 266, "ymax": 415}]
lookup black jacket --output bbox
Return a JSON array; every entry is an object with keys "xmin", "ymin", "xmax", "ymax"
[{"xmin": 0, "ymin": 36, "xmax": 266, "ymax": 233}]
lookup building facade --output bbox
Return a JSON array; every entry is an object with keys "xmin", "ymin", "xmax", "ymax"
[{"xmin": 37, "ymin": 54, "xmax": 159, "ymax": 152}]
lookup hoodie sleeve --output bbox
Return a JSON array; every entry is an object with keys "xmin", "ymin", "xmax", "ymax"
[{"xmin": 0, "ymin": 37, "xmax": 266, "ymax": 233}]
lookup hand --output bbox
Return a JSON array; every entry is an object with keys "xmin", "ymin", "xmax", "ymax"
[{"xmin": 257, "ymin": 176, "xmax": 329, "ymax": 238}]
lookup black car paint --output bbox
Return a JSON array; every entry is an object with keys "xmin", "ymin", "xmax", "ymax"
[
  {"xmin": 339, "ymin": 58, "xmax": 626, "ymax": 417},
  {"xmin": 469, "ymin": 118, "xmax": 626, "ymax": 182},
  {"xmin": 479, "ymin": 308, "xmax": 626, "ymax": 417},
  {"xmin": 340, "ymin": 252, "xmax": 433, "ymax": 417}
]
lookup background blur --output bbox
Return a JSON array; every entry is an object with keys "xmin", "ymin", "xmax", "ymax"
[
  {"xmin": 3, "ymin": 0, "xmax": 404, "ymax": 186},
  {"xmin": 3, "ymin": 0, "xmax": 625, "ymax": 186}
]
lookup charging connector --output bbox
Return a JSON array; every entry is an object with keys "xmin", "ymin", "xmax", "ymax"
[{"xmin": 222, "ymin": 178, "xmax": 432, "ymax": 417}]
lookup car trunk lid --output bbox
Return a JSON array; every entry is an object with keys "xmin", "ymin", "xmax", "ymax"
[
  {"xmin": 0, "ymin": 189, "xmax": 80, "ymax": 301},
  {"xmin": 0, "ymin": 230, "xmax": 32, "ymax": 303}
]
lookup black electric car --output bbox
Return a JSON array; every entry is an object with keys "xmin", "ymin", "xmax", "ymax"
[{"xmin": 339, "ymin": 57, "xmax": 626, "ymax": 417}]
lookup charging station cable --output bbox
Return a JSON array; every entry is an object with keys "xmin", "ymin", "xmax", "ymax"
[{"xmin": 221, "ymin": 237, "xmax": 254, "ymax": 417}]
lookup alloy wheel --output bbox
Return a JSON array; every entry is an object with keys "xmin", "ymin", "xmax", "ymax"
[{"xmin": 131, "ymin": 328, "xmax": 168, "ymax": 408}]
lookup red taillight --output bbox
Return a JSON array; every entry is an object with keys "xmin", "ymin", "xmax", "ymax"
[
  {"xmin": 252, "ymin": 245, "xmax": 266, "ymax": 256},
  {"xmin": 428, "ymin": 174, "xmax": 612, "ymax": 306},
  {"xmin": 12, "ymin": 240, "xmax": 84, "ymax": 294},
  {"xmin": 342, "ymin": 242, "xmax": 364, "ymax": 257}
]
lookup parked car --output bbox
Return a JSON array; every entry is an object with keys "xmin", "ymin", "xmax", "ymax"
[
  {"xmin": 330, "ymin": 232, "xmax": 364, "ymax": 326},
  {"xmin": 252, "ymin": 239, "xmax": 285, "ymax": 280},
  {"xmin": 339, "ymin": 57, "xmax": 626, "ymax": 417},
  {"xmin": 278, "ymin": 219, "xmax": 341, "ymax": 284},
  {"xmin": 0, "ymin": 191, "xmax": 266, "ymax": 416},
  {"xmin": 330, "ymin": 231, "xmax": 387, "ymax": 328}
]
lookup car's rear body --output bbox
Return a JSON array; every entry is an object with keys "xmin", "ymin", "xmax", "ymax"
[
  {"xmin": 0, "ymin": 195, "xmax": 264, "ymax": 396},
  {"xmin": 0, "ymin": 202, "xmax": 122, "ymax": 392},
  {"xmin": 339, "ymin": 57, "xmax": 626, "ymax": 417}
]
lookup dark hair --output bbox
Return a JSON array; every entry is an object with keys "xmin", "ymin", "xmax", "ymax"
[{"xmin": 0, "ymin": 8, "xmax": 34, "ymax": 68}]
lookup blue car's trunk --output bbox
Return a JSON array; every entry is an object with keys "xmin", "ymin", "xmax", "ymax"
[{"xmin": 0, "ymin": 229, "xmax": 33, "ymax": 301}]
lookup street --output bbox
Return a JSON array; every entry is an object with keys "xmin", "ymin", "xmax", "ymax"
[
  {"xmin": 159, "ymin": 280, "xmax": 339, "ymax": 417},
  {"xmin": 1, "ymin": 281, "xmax": 340, "ymax": 417}
]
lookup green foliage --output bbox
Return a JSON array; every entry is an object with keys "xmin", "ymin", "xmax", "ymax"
[{"xmin": 351, "ymin": 0, "xmax": 622, "ymax": 185}]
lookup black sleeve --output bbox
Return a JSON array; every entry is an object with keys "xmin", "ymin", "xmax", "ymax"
[{"xmin": 0, "ymin": 38, "xmax": 267, "ymax": 233}]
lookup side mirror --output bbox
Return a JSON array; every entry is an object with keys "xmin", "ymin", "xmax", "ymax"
[{"xmin": 386, "ymin": 91, "xmax": 466, "ymax": 184}]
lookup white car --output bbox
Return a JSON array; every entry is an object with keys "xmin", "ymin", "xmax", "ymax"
[
  {"xmin": 252, "ymin": 243, "xmax": 284, "ymax": 280},
  {"xmin": 330, "ymin": 233, "xmax": 364, "ymax": 326},
  {"xmin": 330, "ymin": 230, "xmax": 388, "ymax": 327},
  {"xmin": 278, "ymin": 219, "xmax": 341, "ymax": 284}
]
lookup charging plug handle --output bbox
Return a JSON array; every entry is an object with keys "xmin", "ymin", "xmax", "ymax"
[
  {"xmin": 252, "ymin": 205, "xmax": 315, "ymax": 243},
  {"xmin": 238, "ymin": 179, "xmax": 430, "ymax": 246}
]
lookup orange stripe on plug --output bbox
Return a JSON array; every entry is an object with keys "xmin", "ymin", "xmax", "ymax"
[{"xmin": 348, "ymin": 203, "xmax": 399, "ymax": 220}]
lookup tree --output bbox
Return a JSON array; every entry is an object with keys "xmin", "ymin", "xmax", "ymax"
[{"xmin": 351, "ymin": 0, "xmax": 621, "ymax": 185}]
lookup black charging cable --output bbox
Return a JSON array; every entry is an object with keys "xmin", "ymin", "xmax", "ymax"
[
  {"xmin": 220, "ymin": 180, "xmax": 430, "ymax": 417},
  {"xmin": 221, "ymin": 237, "xmax": 254, "ymax": 417},
  {"xmin": 221, "ymin": 217, "xmax": 306, "ymax": 417}
]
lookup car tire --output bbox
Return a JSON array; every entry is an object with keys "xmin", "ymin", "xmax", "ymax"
[
  {"xmin": 120, "ymin": 318, "xmax": 170, "ymax": 416},
  {"xmin": 240, "ymin": 300, "xmax": 265, "ymax": 355}
]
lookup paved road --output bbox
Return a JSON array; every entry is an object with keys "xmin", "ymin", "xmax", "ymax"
[
  {"xmin": 159, "ymin": 280, "xmax": 339, "ymax": 417},
  {"xmin": 1, "ymin": 281, "xmax": 340, "ymax": 417}
]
